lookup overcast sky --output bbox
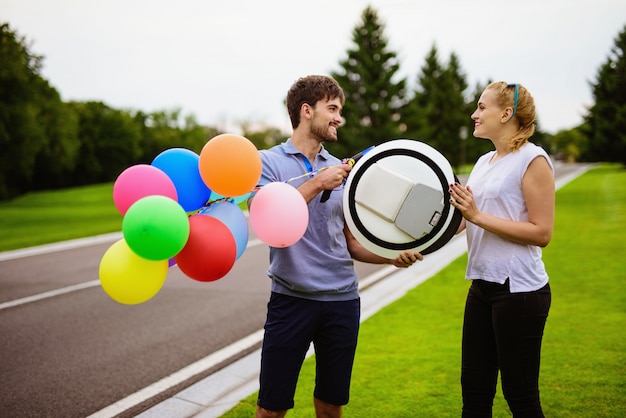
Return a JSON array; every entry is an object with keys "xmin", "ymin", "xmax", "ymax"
[{"xmin": 3, "ymin": 0, "xmax": 625, "ymax": 135}]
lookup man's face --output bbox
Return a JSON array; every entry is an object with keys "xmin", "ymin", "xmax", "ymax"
[{"xmin": 310, "ymin": 97, "xmax": 343, "ymax": 142}]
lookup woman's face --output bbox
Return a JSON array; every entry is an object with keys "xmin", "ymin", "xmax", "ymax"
[{"xmin": 471, "ymin": 88, "xmax": 504, "ymax": 140}]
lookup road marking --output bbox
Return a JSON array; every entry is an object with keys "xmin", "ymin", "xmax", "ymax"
[
  {"xmin": 85, "ymin": 329, "xmax": 266, "ymax": 418},
  {"xmin": 0, "ymin": 280, "xmax": 101, "ymax": 311},
  {"xmin": 0, "ymin": 232, "xmax": 123, "ymax": 262},
  {"xmin": 0, "ymin": 238, "xmax": 264, "ymax": 310}
]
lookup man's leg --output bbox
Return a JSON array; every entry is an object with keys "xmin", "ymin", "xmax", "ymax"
[
  {"xmin": 257, "ymin": 293, "xmax": 318, "ymax": 415},
  {"xmin": 312, "ymin": 298, "xmax": 360, "ymax": 414},
  {"xmin": 255, "ymin": 406, "xmax": 287, "ymax": 418},
  {"xmin": 314, "ymin": 396, "xmax": 342, "ymax": 418}
]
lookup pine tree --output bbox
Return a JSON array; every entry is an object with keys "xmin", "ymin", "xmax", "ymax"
[
  {"xmin": 403, "ymin": 45, "xmax": 470, "ymax": 169},
  {"xmin": 463, "ymin": 80, "xmax": 493, "ymax": 166},
  {"xmin": 403, "ymin": 45, "xmax": 444, "ymax": 147},
  {"xmin": 330, "ymin": 6, "xmax": 407, "ymax": 158},
  {"xmin": 584, "ymin": 24, "xmax": 626, "ymax": 164},
  {"xmin": 442, "ymin": 52, "xmax": 469, "ymax": 168}
]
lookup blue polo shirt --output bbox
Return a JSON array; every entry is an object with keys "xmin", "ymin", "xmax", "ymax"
[{"xmin": 257, "ymin": 139, "xmax": 359, "ymax": 301}]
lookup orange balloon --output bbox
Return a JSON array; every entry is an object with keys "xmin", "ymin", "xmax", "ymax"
[{"xmin": 199, "ymin": 134, "xmax": 262, "ymax": 197}]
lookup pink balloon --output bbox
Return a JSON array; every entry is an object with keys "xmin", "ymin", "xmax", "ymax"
[
  {"xmin": 249, "ymin": 182, "xmax": 309, "ymax": 247},
  {"xmin": 113, "ymin": 164, "xmax": 178, "ymax": 215}
]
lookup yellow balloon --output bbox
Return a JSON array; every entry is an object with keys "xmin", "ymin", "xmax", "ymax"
[{"xmin": 99, "ymin": 239, "xmax": 168, "ymax": 304}]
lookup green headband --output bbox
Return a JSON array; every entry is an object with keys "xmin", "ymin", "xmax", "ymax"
[{"xmin": 508, "ymin": 83, "xmax": 519, "ymax": 119}]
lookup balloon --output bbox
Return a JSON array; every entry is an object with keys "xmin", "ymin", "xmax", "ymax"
[
  {"xmin": 122, "ymin": 195, "xmax": 190, "ymax": 261},
  {"xmin": 152, "ymin": 148, "xmax": 212, "ymax": 212},
  {"xmin": 112, "ymin": 164, "xmax": 177, "ymax": 215},
  {"xmin": 198, "ymin": 134, "xmax": 262, "ymax": 197},
  {"xmin": 174, "ymin": 215, "xmax": 237, "ymax": 282},
  {"xmin": 99, "ymin": 239, "xmax": 168, "ymax": 304},
  {"xmin": 249, "ymin": 182, "xmax": 309, "ymax": 247},
  {"xmin": 210, "ymin": 191, "xmax": 253, "ymax": 205},
  {"xmin": 199, "ymin": 200, "xmax": 249, "ymax": 259}
]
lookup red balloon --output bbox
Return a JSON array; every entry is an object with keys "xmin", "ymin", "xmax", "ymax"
[{"xmin": 174, "ymin": 215, "xmax": 237, "ymax": 282}]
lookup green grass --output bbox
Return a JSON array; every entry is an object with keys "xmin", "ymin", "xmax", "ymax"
[
  {"xmin": 222, "ymin": 164, "xmax": 626, "ymax": 417},
  {"xmin": 0, "ymin": 183, "xmax": 122, "ymax": 251},
  {"xmin": 0, "ymin": 183, "xmax": 249, "ymax": 252}
]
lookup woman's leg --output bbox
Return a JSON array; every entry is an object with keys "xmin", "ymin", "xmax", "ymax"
[
  {"xmin": 461, "ymin": 281, "xmax": 499, "ymax": 417},
  {"xmin": 493, "ymin": 283, "xmax": 551, "ymax": 418}
]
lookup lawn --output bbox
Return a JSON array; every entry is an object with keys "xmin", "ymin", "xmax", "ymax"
[
  {"xmin": 0, "ymin": 183, "xmax": 246, "ymax": 252},
  {"xmin": 0, "ymin": 183, "xmax": 121, "ymax": 251},
  {"xmin": 221, "ymin": 164, "xmax": 626, "ymax": 417}
]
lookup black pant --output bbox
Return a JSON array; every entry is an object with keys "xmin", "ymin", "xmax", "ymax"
[{"xmin": 461, "ymin": 279, "xmax": 551, "ymax": 418}]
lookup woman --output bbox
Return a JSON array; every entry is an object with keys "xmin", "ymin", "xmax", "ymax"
[{"xmin": 449, "ymin": 82, "xmax": 554, "ymax": 417}]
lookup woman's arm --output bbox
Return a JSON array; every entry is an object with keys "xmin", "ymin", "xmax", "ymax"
[{"xmin": 449, "ymin": 156, "xmax": 555, "ymax": 247}]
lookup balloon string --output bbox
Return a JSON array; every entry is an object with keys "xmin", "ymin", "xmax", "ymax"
[
  {"xmin": 286, "ymin": 167, "xmax": 329, "ymax": 184},
  {"xmin": 195, "ymin": 187, "xmax": 262, "ymax": 214}
]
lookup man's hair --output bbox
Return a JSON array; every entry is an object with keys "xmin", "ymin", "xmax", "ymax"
[{"xmin": 286, "ymin": 75, "xmax": 345, "ymax": 129}]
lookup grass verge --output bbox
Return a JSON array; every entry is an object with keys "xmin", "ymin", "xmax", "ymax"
[
  {"xmin": 0, "ymin": 183, "xmax": 121, "ymax": 251},
  {"xmin": 221, "ymin": 164, "xmax": 626, "ymax": 417}
]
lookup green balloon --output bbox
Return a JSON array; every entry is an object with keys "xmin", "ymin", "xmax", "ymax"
[{"xmin": 122, "ymin": 195, "xmax": 190, "ymax": 260}]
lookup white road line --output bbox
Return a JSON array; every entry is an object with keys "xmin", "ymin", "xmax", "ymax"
[
  {"xmin": 0, "ymin": 280, "xmax": 101, "ymax": 311},
  {"xmin": 0, "ymin": 232, "xmax": 122, "ymax": 262},
  {"xmin": 85, "ymin": 329, "xmax": 266, "ymax": 418},
  {"xmin": 0, "ymin": 238, "xmax": 264, "ymax": 310}
]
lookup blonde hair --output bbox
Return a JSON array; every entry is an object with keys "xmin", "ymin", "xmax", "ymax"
[{"xmin": 485, "ymin": 81, "xmax": 536, "ymax": 151}]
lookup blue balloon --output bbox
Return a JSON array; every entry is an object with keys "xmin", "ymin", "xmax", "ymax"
[
  {"xmin": 210, "ymin": 191, "xmax": 253, "ymax": 205},
  {"xmin": 152, "ymin": 148, "xmax": 212, "ymax": 212},
  {"xmin": 199, "ymin": 201, "xmax": 249, "ymax": 259}
]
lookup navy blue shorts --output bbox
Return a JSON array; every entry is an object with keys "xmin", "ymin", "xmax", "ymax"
[{"xmin": 257, "ymin": 292, "xmax": 361, "ymax": 411}]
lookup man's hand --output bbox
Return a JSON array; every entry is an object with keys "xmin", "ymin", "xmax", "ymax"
[
  {"xmin": 316, "ymin": 163, "xmax": 352, "ymax": 191},
  {"xmin": 390, "ymin": 250, "xmax": 423, "ymax": 268}
]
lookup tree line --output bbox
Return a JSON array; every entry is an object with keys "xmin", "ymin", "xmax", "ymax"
[
  {"xmin": 1, "ymin": 8, "xmax": 624, "ymax": 200},
  {"xmin": 328, "ymin": 7, "xmax": 625, "ymax": 167}
]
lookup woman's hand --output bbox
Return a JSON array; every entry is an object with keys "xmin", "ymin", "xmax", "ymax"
[{"xmin": 449, "ymin": 183, "xmax": 480, "ymax": 223}]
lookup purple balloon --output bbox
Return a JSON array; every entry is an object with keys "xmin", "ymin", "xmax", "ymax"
[{"xmin": 199, "ymin": 201, "xmax": 249, "ymax": 259}]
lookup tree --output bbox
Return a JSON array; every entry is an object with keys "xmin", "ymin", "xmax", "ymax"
[
  {"xmin": 68, "ymin": 101, "xmax": 142, "ymax": 184},
  {"xmin": 403, "ymin": 45, "xmax": 470, "ymax": 169},
  {"xmin": 442, "ymin": 52, "xmax": 470, "ymax": 168},
  {"xmin": 134, "ymin": 109, "xmax": 220, "ymax": 166},
  {"xmin": 0, "ymin": 22, "xmax": 79, "ymax": 198},
  {"xmin": 583, "ymin": 24, "xmax": 626, "ymax": 164},
  {"xmin": 238, "ymin": 121, "xmax": 286, "ymax": 151},
  {"xmin": 31, "ymin": 86, "xmax": 80, "ymax": 189},
  {"xmin": 550, "ymin": 125, "xmax": 588, "ymax": 162},
  {"xmin": 330, "ymin": 6, "xmax": 407, "ymax": 158}
]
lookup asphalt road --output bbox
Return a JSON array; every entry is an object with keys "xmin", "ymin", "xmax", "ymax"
[
  {"xmin": 0, "ymin": 162, "xmax": 587, "ymax": 418},
  {"xmin": 0, "ymin": 231, "xmax": 383, "ymax": 418}
]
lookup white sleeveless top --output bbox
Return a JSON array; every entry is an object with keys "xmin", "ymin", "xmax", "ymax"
[{"xmin": 465, "ymin": 142, "xmax": 554, "ymax": 292}]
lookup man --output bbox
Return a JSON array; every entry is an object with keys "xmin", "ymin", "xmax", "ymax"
[{"xmin": 254, "ymin": 75, "xmax": 422, "ymax": 418}]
